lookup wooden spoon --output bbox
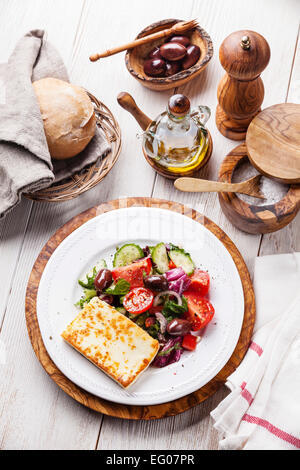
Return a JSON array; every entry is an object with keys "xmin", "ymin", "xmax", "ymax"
[
  {"xmin": 174, "ymin": 175, "xmax": 265, "ymax": 198},
  {"xmin": 90, "ymin": 19, "xmax": 198, "ymax": 61}
]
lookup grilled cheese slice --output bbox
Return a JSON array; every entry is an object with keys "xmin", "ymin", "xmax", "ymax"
[{"xmin": 61, "ymin": 297, "xmax": 159, "ymax": 388}]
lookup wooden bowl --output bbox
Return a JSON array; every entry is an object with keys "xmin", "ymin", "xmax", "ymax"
[
  {"xmin": 24, "ymin": 93, "xmax": 121, "ymax": 202},
  {"xmin": 125, "ymin": 19, "xmax": 213, "ymax": 91},
  {"xmin": 218, "ymin": 143, "xmax": 300, "ymax": 234}
]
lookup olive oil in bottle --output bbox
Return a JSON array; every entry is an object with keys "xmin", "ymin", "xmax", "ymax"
[{"xmin": 142, "ymin": 94, "xmax": 210, "ymax": 175}]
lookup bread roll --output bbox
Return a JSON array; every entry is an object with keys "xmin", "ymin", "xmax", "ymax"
[{"xmin": 33, "ymin": 77, "xmax": 96, "ymax": 160}]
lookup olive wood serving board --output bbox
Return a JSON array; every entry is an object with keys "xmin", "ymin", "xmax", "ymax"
[
  {"xmin": 25, "ymin": 197, "xmax": 255, "ymax": 420},
  {"xmin": 246, "ymin": 103, "xmax": 300, "ymax": 183}
]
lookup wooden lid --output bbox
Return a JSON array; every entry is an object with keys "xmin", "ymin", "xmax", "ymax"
[
  {"xmin": 168, "ymin": 94, "xmax": 190, "ymax": 116},
  {"xmin": 219, "ymin": 30, "xmax": 270, "ymax": 80},
  {"xmin": 246, "ymin": 103, "xmax": 300, "ymax": 183}
]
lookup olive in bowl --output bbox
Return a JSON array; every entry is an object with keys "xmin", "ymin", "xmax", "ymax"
[
  {"xmin": 182, "ymin": 45, "xmax": 201, "ymax": 70},
  {"xmin": 169, "ymin": 35, "xmax": 190, "ymax": 47},
  {"xmin": 165, "ymin": 61, "xmax": 181, "ymax": 77},
  {"xmin": 143, "ymin": 58, "xmax": 166, "ymax": 77},
  {"xmin": 142, "ymin": 25, "xmax": 207, "ymax": 80},
  {"xmin": 126, "ymin": 19, "xmax": 213, "ymax": 91},
  {"xmin": 159, "ymin": 42, "xmax": 187, "ymax": 61},
  {"xmin": 148, "ymin": 46, "xmax": 162, "ymax": 60}
]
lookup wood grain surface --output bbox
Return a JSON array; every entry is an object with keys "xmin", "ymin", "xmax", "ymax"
[
  {"xmin": 246, "ymin": 103, "xmax": 300, "ymax": 183},
  {"xmin": 25, "ymin": 197, "xmax": 255, "ymax": 419},
  {"xmin": 174, "ymin": 174, "xmax": 263, "ymax": 198},
  {"xmin": 0, "ymin": 0, "xmax": 299, "ymax": 450},
  {"xmin": 216, "ymin": 30, "xmax": 270, "ymax": 140},
  {"xmin": 216, "ymin": 103, "xmax": 261, "ymax": 141},
  {"xmin": 218, "ymin": 144, "xmax": 300, "ymax": 234}
]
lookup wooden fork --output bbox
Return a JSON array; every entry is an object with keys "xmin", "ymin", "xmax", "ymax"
[
  {"xmin": 89, "ymin": 19, "xmax": 198, "ymax": 62},
  {"xmin": 174, "ymin": 175, "xmax": 265, "ymax": 199}
]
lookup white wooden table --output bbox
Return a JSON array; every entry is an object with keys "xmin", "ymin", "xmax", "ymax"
[{"xmin": 0, "ymin": 0, "xmax": 299, "ymax": 450}]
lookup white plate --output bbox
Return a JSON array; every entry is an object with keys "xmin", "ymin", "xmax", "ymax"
[{"xmin": 37, "ymin": 207, "xmax": 244, "ymax": 406}]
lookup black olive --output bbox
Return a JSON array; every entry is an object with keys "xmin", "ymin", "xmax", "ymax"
[
  {"xmin": 94, "ymin": 268, "xmax": 113, "ymax": 291},
  {"xmin": 182, "ymin": 44, "xmax": 201, "ymax": 69},
  {"xmin": 143, "ymin": 274, "xmax": 168, "ymax": 291},
  {"xmin": 143, "ymin": 58, "xmax": 166, "ymax": 77},
  {"xmin": 167, "ymin": 318, "xmax": 192, "ymax": 336},
  {"xmin": 169, "ymin": 35, "xmax": 190, "ymax": 47},
  {"xmin": 165, "ymin": 60, "xmax": 181, "ymax": 76},
  {"xmin": 148, "ymin": 46, "xmax": 162, "ymax": 60},
  {"xmin": 97, "ymin": 293, "xmax": 114, "ymax": 305},
  {"xmin": 159, "ymin": 42, "xmax": 187, "ymax": 61}
]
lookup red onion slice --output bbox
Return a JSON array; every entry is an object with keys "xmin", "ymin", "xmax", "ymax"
[
  {"xmin": 168, "ymin": 275, "xmax": 191, "ymax": 295},
  {"xmin": 153, "ymin": 290, "xmax": 182, "ymax": 307},
  {"xmin": 165, "ymin": 267, "xmax": 185, "ymax": 281},
  {"xmin": 158, "ymin": 332, "xmax": 167, "ymax": 344},
  {"xmin": 154, "ymin": 311, "xmax": 168, "ymax": 334}
]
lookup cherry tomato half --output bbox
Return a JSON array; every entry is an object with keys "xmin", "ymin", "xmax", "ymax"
[
  {"xmin": 123, "ymin": 287, "xmax": 154, "ymax": 315},
  {"xmin": 184, "ymin": 291, "xmax": 215, "ymax": 331},
  {"xmin": 182, "ymin": 334, "xmax": 198, "ymax": 351}
]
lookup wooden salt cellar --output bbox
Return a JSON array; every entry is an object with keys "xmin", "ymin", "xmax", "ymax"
[
  {"xmin": 218, "ymin": 103, "xmax": 300, "ymax": 234},
  {"xmin": 216, "ymin": 30, "xmax": 270, "ymax": 140},
  {"xmin": 218, "ymin": 144, "xmax": 300, "ymax": 234}
]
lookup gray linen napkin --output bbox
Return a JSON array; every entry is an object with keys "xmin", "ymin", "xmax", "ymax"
[{"xmin": 0, "ymin": 30, "xmax": 111, "ymax": 218}]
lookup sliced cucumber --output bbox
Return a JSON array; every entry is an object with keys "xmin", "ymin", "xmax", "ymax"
[
  {"xmin": 148, "ymin": 246, "xmax": 155, "ymax": 256},
  {"xmin": 169, "ymin": 249, "xmax": 195, "ymax": 275},
  {"xmin": 113, "ymin": 243, "xmax": 144, "ymax": 267},
  {"xmin": 152, "ymin": 242, "xmax": 169, "ymax": 273}
]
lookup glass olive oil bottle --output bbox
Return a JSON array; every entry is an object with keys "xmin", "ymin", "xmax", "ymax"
[{"xmin": 142, "ymin": 94, "xmax": 210, "ymax": 174}]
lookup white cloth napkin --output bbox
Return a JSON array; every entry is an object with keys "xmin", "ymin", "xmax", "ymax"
[{"xmin": 211, "ymin": 252, "xmax": 300, "ymax": 450}]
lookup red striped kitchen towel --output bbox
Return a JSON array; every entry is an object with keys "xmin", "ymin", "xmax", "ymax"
[{"xmin": 211, "ymin": 252, "xmax": 300, "ymax": 450}]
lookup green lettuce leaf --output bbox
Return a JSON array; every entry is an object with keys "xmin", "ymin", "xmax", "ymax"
[
  {"xmin": 162, "ymin": 296, "xmax": 188, "ymax": 321},
  {"xmin": 75, "ymin": 288, "xmax": 97, "ymax": 308},
  {"xmin": 104, "ymin": 279, "xmax": 130, "ymax": 296}
]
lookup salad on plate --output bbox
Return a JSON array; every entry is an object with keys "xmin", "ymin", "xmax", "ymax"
[{"xmin": 76, "ymin": 242, "xmax": 215, "ymax": 368}]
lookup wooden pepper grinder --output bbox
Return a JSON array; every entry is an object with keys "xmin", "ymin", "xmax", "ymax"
[{"xmin": 216, "ymin": 30, "xmax": 270, "ymax": 140}]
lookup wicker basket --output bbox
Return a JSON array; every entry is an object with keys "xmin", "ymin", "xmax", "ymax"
[{"xmin": 25, "ymin": 93, "xmax": 121, "ymax": 202}]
